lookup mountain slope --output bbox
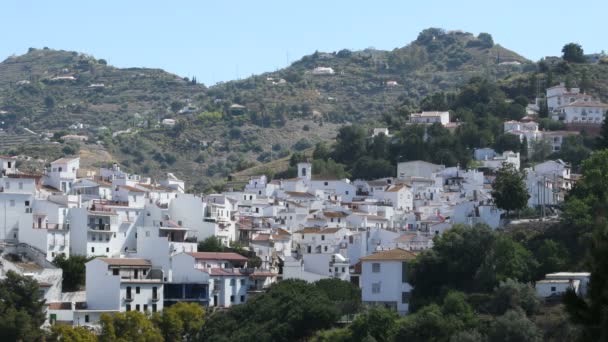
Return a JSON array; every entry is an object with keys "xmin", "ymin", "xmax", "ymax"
[{"xmin": 0, "ymin": 29, "xmax": 533, "ymax": 191}]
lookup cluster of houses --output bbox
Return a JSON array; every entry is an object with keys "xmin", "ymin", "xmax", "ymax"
[{"xmin": 0, "ymin": 149, "xmax": 582, "ymax": 326}]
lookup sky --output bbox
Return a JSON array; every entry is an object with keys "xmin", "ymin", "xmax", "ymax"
[{"xmin": 1, "ymin": 0, "xmax": 606, "ymax": 86}]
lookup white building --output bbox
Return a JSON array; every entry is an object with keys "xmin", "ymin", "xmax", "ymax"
[
  {"xmin": 546, "ymin": 83, "xmax": 591, "ymax": 112},
  {"xmin": 555, "ymin": 99, "xmax": 608, "ymax": 124},
  {"xmin": 360, "ymin": 248, "xmax": 416, "ymax": 315},
  {"xmin": 311, "ymin": 67, "xmax": 335, "ymax": 75},
  {"xmin": 535, "ymin": 272, "xmax": 590, "ymax": 298},
  {"xmin": 397, "ymin": 161, "xmax": 445, "ymax": 180},
  {"xmin": 0, "ymin": 155, "xmax": 17, "ymax": 176},
  {"xmin": 75, "ymin": 258, "xmax": 163, "ymax": 327},
  {"xmin": 409, "ymin": 111, "xmax": 450, "ymax": 126},
  {"xmin": 44, "ymin": 157, "xmax": 80, "ymax": 193},
  {"xmin": 480, "ymin": 151, "xmax": 520, "ymax": 171}
]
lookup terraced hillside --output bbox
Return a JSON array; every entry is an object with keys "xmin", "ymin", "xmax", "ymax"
[{"xmin": 0, "ymin": 29, "xmax": 535, "ymax": 191}]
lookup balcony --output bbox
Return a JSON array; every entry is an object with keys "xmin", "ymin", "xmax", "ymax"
[
  {"xmin": 152, "ymin": 295, "xmax": 160, "ymax": 302},
  {"xmin": 32, "ymin": 222, "xmax": 69, "ymax": 230},
  {"xmin": 88, "ymin": 224, "xmax": 113, "ymax": 232},
  {"xmin": 124, "ymin": 296, "xmax": 134, "ymax": 302}
]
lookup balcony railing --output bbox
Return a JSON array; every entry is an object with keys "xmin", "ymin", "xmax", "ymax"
[
  {"xmin": 32, "ymin": 222, "xmax": 70, "ymax": 230},
  {"xmin": 88, "ymin": 224, "xmax": 112, "ymax": 231},
  {"xmin": 124, "ymin": 296, "xmax": 134, "ymax": 302}
]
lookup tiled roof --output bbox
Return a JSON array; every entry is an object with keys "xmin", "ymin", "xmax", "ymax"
[
  {"xmin": 51, "ymin": 157, "xmax": 79, "ymax": 164},
  {"xmin": 119, "ymin": 185, "xmax": 145, "ymax": 193},
  {"xmin": 100, "ymin": 258, "xmax": 151, "ymax": 267},
  {"xmin": 285, "ymin": 191, "xmax": 315, "ymax": 198},
  {"xmin": 187, "ymin": 252, "xmax": 248, "ymax": 262},
  {"xmin": 48, "ymin": 302, "xmax": 72, "ymax": 310},
  {"xmin": 294, "ymin": 227, "xmax": 343, "ymax": 234},
  {"xmin": 323, "ymin": 211, "xmax": 348, "ymax": 218},
  {"xmin": 360, "ymin": 248, "xmax": 418, "ymax": 261}
]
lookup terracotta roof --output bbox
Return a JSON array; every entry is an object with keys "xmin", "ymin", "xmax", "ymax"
[
  {"xmin": 386, "ymin": 184, "xmax": 409, "ymax": 192},
  {"xmin": 360, "ymin": 248, "xmax": 418, "ymax": 261},
  {"xmin": 100, "ymin": 258, "xmax": 151, "ymax": 267},
  {"xmin": 48, "ymin": 302, "xmax": 72, "ymax": 310},
  {"xmin": 137, "ymin": 183, "xmax": 172, "ymax": 192},
  {"xmin": 323, "ymin": 211, "xmax": 348, "ymax": 218},
  {"xmin": 252, "ymin": 233, "xmax": 271, "ymax": 242},
  {"xmin": 294, "ymin": 227, "xmax": 343, "ymax": 234},
  {"xmin": 285, "ymin": 191, "xmax": 315, "ymax": 198},
  {"xmin": 294, "ymin": 227, "xmax": 321, "ymax": 234},
  {"xmin": 207, "ymin": 268, "xmax": 248, "ymax": 276},
  {"xmin": 119, "ymin": 185, "xmax": 145, "ymax": 193},
  {"xmin": 187, "ymin": 252, "xmax": 248, "ymax": 262}
]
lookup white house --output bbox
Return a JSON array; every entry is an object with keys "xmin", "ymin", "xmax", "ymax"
[
  {"xmin": 409, "ymin": 111, "xmax": 450, "ymax": 126},
  {"xmin": 75, "ymin": 258, "xmax": 163, "ymax": 327},
  {"xmin": 312, "ymin": 67, "xmax": 335, "ymax": 75},
  {"xmin": 0, "ymin": 155, "xmax": 17, "ymax": 176},
  {"xmin": 44, "ymin": 157, "xmax": 80, "ymax": 193},
  {"xmin": 546, "ymin": 83, "xmax": 591, "ymax": 112},
  {"xmin": 360, "ymin": 248, "xmax": 417, "ymax": 315},
  {"xmin": 556, "ymin": 99, "xmax": 608, "ymax": 124},
  {"xmin": 397, "ymin": 161, "xmax": 445, "ymax": 180},
  {"xmin": 535, "ymin": 272, "xmax": 590, "ymax": 298}
]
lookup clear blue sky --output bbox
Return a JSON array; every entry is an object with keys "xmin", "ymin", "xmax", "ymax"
[{"xmin": 1, "ymin": 0, "xmax": 606, "ymax": 86}]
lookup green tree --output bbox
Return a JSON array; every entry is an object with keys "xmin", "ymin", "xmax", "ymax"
[
  {"xmin": 153, "ymin": 303, "xmax": 204, "ymax": 342},
  {"xmin": 48, "ymin": 325, "xmax": 97, "ymax": 342},
  {"xmin": 597, "ymin": 111, "xmax": 608, "ymax": 149},
  {"xmin": 202, "ymin": 280, "xmax": 339, "ymax": 341},
  {"xmin": 99, "ymin": 311, "xmax": 163, "ymax": 342},
  {"xmin": 561, "ymin": 43, "xmax": 585, "ymax": 63},
  {"xmin": 53, "ymin": 254, "xmax": 91, "ymax": 292},
  {"xmin": 315, "ymin": 278, "xmax": 361, "ymax": 316},
  {"xmin": 494, "ymin": 134, "xmax": 521, "ymax": 153},
  {"xmin": 333, "ymin": 125, "xmax": 367, "ymax": 165},
  {"xmin": 491, "ymin": 163, "xmax": 529, "ymax": 216},
  {"xmin": 197, "ymin": 236, "xmax": 225, "ymax": 252},
  {"xmin": 488, "ymin": 309, "xmax": 541, "ymax": 342},
  {"xmin": 0, "ymin": 271, "xmax": 46, "ymax": 341},
  {"xmin": 349, "ymin": 306, "xmax": 398, "ymax": 342},
  {"xmin": 476, "ymin": 236, "xmax": 537, "ymax": 288},
  {"xmin": 488, "ymin": 279, "xmax": 541, "ymax": 316}
]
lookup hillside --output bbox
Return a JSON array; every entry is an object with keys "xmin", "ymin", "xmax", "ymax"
[{"xmin": 0, "ymin": 29, "xmax": 536, "ymax": 190}]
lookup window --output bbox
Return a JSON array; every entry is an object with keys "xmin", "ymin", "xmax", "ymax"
[
  {"xmin": 152, "ymin": 304, "xmax": 157, "ymax": 312},
  {"xmin": 240, "ymin": 279, "xmax": 245, "ymax": 286},
  {"xmin": 91, "ymin": 247, "xmax": 95, "ymax": 253},
  {"xmin": 230, "ymin": 279, "xmax": 235, "ymax": 286},
  {"xmin": 372, "ymin": 263, "xmax": 381, "ymax": 273},
  {"xmin": 18, "ymin": 182, "xmax": 23, "ymax": 190},
  {"xmin": 106, "ymin": 247, "xmax": 110, "ymax": 253},
  {"xmin": 324, "ymin": 246, "xmax": 328, "ymax": 252},
  {"xmin": 230, "ymin": 295, "xmax": 235, "ymax": 303},
  {"xmin": 402, "ymin": 262, "xmax": 408, "ymax": 283},
  {"xmin": 25, "ymin": 200, "xmax": 30, "ymax": 206},
  {"xmin": 113, "ymin": 269, "xmax": 119, "ymax": 276},
  {"xmin": 85, "ymin": 315, "xmax": 90, "ymax": 323},
  {"xmin": 551, "ymin": 286, "xmax": 556, "ymax": 292},
  {"xmin": 136, "ymin": 304, "xmax": 140, "ymax": 311},
  {"xmin": 324, "ymin": 182, "xmax": 328, "ymax": 186},
  {"xmin": 342, "ymin": 267, "xmax": 346, "ymax": 273},
  {"xmin": 241, "ymin": 295, "xmax": 245, "ymax": 302},
  {"xmin": 145, "ymin": 231, "xmax": 150, "ymax": 237},
  {"xmin": 144, "ymin": 304, "xmax": 148, "ymax": 312},
  {"xmin": 372, "ymin": 282, "xmax": 381, "ymax": 294},
  {"xmin": 321, "ymin": 235, "xmax": 325, "ymax": 240},
  {"xmin": 126, "ymin": 304, "xmax": 131, "ymax": 311},
  {"xmin": 136, "ymin": 287, "xmax": 140, "ymax": 294},
  {"xmin": 345, "ymin": 190, "xmax": 349, "ymax": 195},
  {"xmin": 402, "ymin": 292, "xmax": 411, "ymax": 304}
]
